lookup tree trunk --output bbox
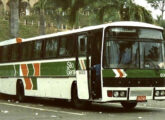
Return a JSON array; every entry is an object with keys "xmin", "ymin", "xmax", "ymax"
[
  {"xmin": 39, "ymin": 9, "xmax": 45, "ymax": 35},
  {"xmin": 161, "ymin": 0, "xmax": 165, "ymax": 20},
  {"xmin": 9, "ymin": 0, "xmax": 19, "ymax": 38}
]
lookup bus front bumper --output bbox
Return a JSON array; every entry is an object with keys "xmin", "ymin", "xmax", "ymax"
[{"xmin": 99, "ymin": 87, "xmax": 165, "ymax": 102}]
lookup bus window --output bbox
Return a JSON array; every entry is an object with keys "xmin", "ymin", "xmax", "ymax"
[
  {"xmin": 78, "ymin": 35, "xmax": 87, "ymax": 56},
  {"xmin": 1, "ymin": 46, "xmax": 9, "ymax": 62},
  {"xmin": 45, "ymin": 38, "xmax": 58, "ymax": 58},
  {"xmin": 104, "ymin": 40, "xmax": 139, "ymax": 68},
  {"xmin": 59, "ymin": 37, "xmax": 67, "ymax": 57},
  {"xmin": 33, "ymin": 40, "xmax": 43, "ymax": 59},
  {"xmin": 11, "ymin": 44, "xmax": 19, "ymax": 61},
  {"xmin": 21, "ymin": 42, "xmax": 33, "ymax": 61},
  {"xmin": 0, "ymin": 47, "xmax": 2, "ymax": 62},
  {"xmin": 59, "ymin": 36, "xmax": 75, "ymax": 57},
  {"xmin": 140, "ymin": 42, "xmax": 163, "ymax": 69}
]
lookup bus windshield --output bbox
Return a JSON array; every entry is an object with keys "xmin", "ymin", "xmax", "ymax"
[{"xmin": 103, "ymin": 27, "xmax": 164, "ymax": 69}]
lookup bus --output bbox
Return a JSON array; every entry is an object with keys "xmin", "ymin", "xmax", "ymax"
[{"xmin": 0, "ymin": 21, "xmax": 165, "ymax": 109}]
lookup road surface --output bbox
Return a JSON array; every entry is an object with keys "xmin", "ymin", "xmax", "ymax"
[{"xmin": 0, "ymin": 95, "xmax": 165, "ymax": 120}]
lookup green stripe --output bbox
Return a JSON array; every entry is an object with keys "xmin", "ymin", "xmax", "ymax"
[
  {"xmin": 15, "ymin": 65, "xmax": 19, "ymax": 76},
  {"xmin": 28, "ymin": 64, "xmax": 34, "ymax": 76},
  {"xmin": 41, "ymin": 61, "xmax": 76, "ymax": 76},
  {"xmin": 102, "ymin": 69, "xmax": 165, "ymax": 78},
  {"xmin": 102, "ymin": 69, "xmax": 115, "ymax": 77},
  {"xmin": 0, "ymin": 65, "xmax": 15, "ymax": 76},
  {"xmin": 31, "ymin": 77, "xmax": 37, "ymax": 90}
]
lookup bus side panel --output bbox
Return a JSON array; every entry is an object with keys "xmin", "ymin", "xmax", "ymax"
[
  {"xmin": 24, "ymin": 77, "xmax": 75, "ymax": 99},
  {"xmin": 22, "ymin": 59, "xmax": 76, "ymax": 99},
  {"xmin": 0, "ymin": 78, "xmax": 17, "ymax": 95}
]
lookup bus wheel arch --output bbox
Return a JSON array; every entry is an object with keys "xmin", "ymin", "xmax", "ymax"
[{"xmin": 16, "ymin": 79, "xmax": 25, "ymax": 102}]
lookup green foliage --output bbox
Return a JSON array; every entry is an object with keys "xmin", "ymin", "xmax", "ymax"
[
  {"xmin": 0, "ymin": 19, "xmax": 10, "ymax": 41},
  {"xmin": 82, "ymin": 0, "xmax": 153, "ymax": 25},
  {"xmin": 146, "ymin": 0, "xmax": 165, "ymax": 19},
  {"xmin": 147, "ymin": 0, "xmax": 165, "ymax": 9},
  {"xmin": 0, "ymin": 18, "xmax": 39, "ymax": 41},
  {"xmin": 0, "ymin": 0, "xmax": 158, "ymax": 41},
  {"xmin": 19, "ymin": 24, "xmax": 39, "ymax": 39}
]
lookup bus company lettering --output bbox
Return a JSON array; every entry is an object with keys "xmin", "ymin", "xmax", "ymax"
[{"xmin": 66, "ymin": 61, "xmax": 75, "ymax": 76}]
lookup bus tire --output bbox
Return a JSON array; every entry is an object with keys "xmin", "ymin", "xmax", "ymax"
[
  {"xmin": 121, "ymin": 101, "xmax": 137, "ymax": 110},
  {"xmin": 71, "ymin": 83, "xmax": 89, "ymax": 109},
  {"xmin": 16, "ymin": 80, "xmax": 25, "ymax": 102}
]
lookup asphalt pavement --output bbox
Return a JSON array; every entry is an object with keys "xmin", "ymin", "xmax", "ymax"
[{"xmin": 0, "ymin": 95, "xmax": 165, "ymax": 120}]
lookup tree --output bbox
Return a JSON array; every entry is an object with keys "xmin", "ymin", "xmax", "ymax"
[
  {"xmin": 120, "ymin": 0, "xmax": 153, "ymax": 23},
  {"xmin": 34, "ymin": 0, "xmax": 67, "ymax": 33},
  {"xmin": 34, "ymin": 0, "xmax": 48, "ymax": 35},
  {"xmin": 91, "ymin": 0, "xmax": 153, "ymax": 24},
  {"xmin": 9, "ymin": 0, "xmax": 19, "ymax": 38},
  {"xmin": 147, "ymin": 0, "xmax": 165, "ymax": 20},
  {"xmin": 60, "ymin": 0, "xmax": 94, "ymax": 28}
]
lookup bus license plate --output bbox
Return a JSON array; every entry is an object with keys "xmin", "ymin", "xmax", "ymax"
[{"xmin": 136, "ymin": 96, "xmax": 146, "ymax": 101}]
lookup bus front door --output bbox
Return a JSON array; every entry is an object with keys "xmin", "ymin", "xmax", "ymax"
[{"xmin": 76, "ymin": 34, "xmax": 89, "ymax": 100}]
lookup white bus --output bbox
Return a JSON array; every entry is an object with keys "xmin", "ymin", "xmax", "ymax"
[{"xmin": 0, "ymin": 21, "xmax": 165, "ymax": 109}]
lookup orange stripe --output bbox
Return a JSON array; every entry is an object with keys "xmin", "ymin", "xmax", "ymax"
[
  {"xmin": 117, "ymin": 69, "xmax": 123, "ymax": 78},
  {"xmin": 16, "ymin": 38, "xmax": 22, "ymax": 43},
  {"xmin": 80, "ymin": 60, "xmax": 85, "ymax": 70},
  {"xmin": 21, "ymin": 64, "xmax": 32, "ymax": 90},
  {"xmin": 82, "ymin": 60, "xmax": 86, "ymax": 69},
  {"xmin": 33, "ymin": 63, "xmax": 40, "ymax": 76}
]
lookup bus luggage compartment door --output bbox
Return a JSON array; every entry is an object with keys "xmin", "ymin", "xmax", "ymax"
[{"xmin": 76, "ymin": 70, "xmax": 89, "ymax": 100}]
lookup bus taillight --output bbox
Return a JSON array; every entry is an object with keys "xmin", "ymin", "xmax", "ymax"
[{"xmin": 107, "ymin": 91, "xmax": 113, "ymax": 97}]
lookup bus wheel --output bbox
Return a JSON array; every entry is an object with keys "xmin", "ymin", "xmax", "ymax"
[
  {"xmin": 121, "ymin": 101, "xmax": 137, "ymax": 110},
  {"xmin": 71, "ymin": 84, "xmax": 89, "ymax": 109},
  {"xmin": 16, "ymin": 80, "xmax": 25, "ymax": 102}
]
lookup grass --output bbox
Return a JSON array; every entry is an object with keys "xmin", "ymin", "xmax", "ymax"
[
  {"xmin": 0, "ymin": 18, "xmax": 40, "ymax": 41},
  {"xmin": 0, "ymin": 19, "xmax": 10, "ymax": 41}
]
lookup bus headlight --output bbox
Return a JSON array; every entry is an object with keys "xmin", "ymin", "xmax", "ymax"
[
  {"xmin": 160, "ymin": 91, "xmax": 165, "ymax": 96},
  {"xmin": 155, "ymin": 91, "xmax": 160, "ymax": 96},
  {"xmin": 113, "ymin": 91, "xmax": 119, "ymax": 97},
  {"xmin": 120, "ymin": 91, "xmax": 126, "ymax": 97}
]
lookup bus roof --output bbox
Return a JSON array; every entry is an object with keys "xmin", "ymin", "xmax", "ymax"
[
  {"xmin": 0, "ymin": 21, "xmax": 163, "ymax": 46},
  {"xmin": 108, "ymin": 21, "xmax": 163, "ymax": 30}
]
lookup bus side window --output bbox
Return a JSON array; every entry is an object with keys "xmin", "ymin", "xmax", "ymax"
[
  {"xmin": 78, "ymin": 35, "xmax": 87, "ymax": 56},
  {"xmin": 1, "ymin": 46, "xmax": 9, "ymax": 62},
  {"xmin": 11, "ymin": 44, "xmax": 19, "ymax": 61},
  {"xmin": 45, "ymin": 38, "xmax": 58, "ymax": 58},
  {"xmin": 59, "ymin": 37, "xmax": 67, "ymax": 57},
  {"xmin": 33, "ymin": 40, "xmax": 43, "ymax": 59},
  {"xmin": 66, "ymin": 35, "xmax": 76, "ymax": 57},
  {"xmin": 21, "ymin": 42, "xmax": 33, "ymax": 61},
  {"xmin": 59, "ymin": 35, "xmax": 76, "ymax": 57},
  {"xmin": 0, "ymin": 47, "xmax": 2, "ymax": 62}
]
